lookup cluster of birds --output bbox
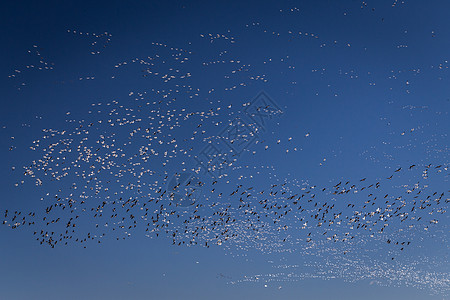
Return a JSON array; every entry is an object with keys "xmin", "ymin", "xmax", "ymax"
[
  {"xmin": 67, "ymin": 29, "xmax": 113, "ymax": 55},
  {"xmin": 200, "ymin": 32, "xmax": 236, "ymax": 44},
  {"xmin": 234, "ymin": 254, "xmax": 450, "ymax": 294},
  {"xmin": 7, "ymin": 45, "xmax": 55, "ymax": 90}
]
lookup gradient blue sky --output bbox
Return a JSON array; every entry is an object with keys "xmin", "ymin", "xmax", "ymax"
[{"xmin": 1, "ymin": 1, "xmax": 449, "ymax": 299}]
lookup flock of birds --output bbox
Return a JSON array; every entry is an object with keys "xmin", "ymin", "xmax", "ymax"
[
  {"xmin": 2, "ymin": 0, "xmax": 449, "ymax": 296},
  {"xmin": 2, "ymin": 91, "xmax": 448, "ymax": 292}
]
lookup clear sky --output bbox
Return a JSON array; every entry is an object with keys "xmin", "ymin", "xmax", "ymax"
[{"xmin": 0, "ymin": 1, "xmax": 449, "ymax": 299}]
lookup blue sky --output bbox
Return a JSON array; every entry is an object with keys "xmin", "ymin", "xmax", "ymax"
[{"xmin": 0, "ymin": 1, "xmax": 449, "ymax": 299}]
